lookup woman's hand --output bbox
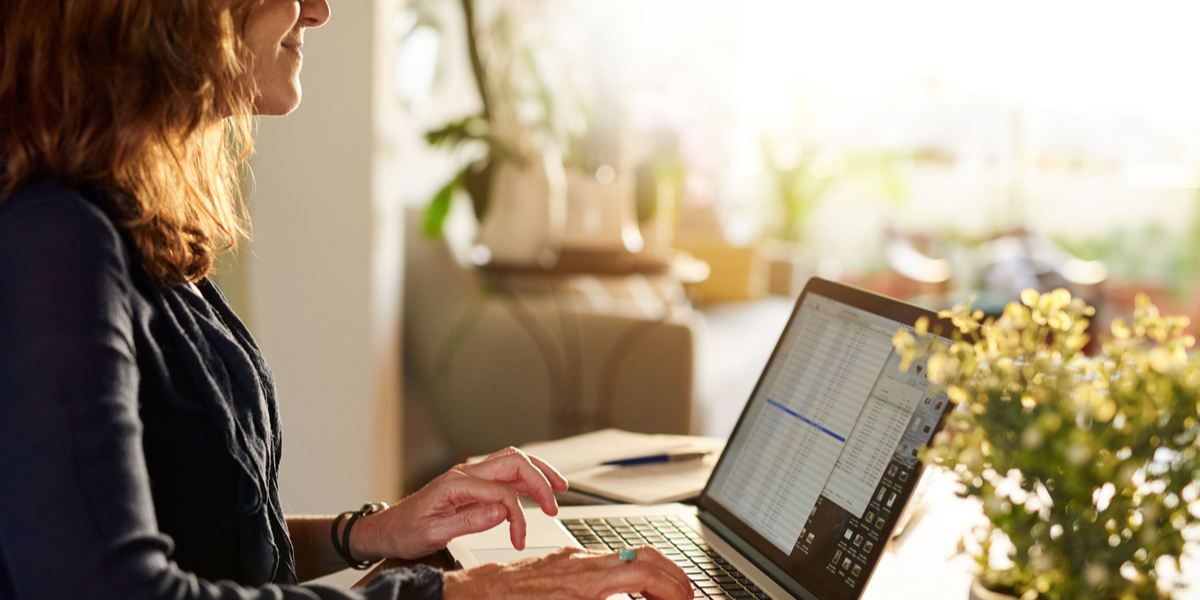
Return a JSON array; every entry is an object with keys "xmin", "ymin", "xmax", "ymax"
[
  {"xmin": 443, "ymin": 546, "xmax": 693, "ymax": 600},
  {"xmin": 351, "ymin": 447, "xmax": 569, "ymax": 560}
]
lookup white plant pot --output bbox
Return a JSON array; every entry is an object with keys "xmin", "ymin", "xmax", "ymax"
[
  {"xmin": 473, "ymin": 148, "xmax": 567, "ymax": 267},
  {"xmin": 635, "ymin": 176, "xmax": 677, "ymax": 265},
  {"xmin": 561, "ymin": 168, "xmax": 643, "ymax": 254}
]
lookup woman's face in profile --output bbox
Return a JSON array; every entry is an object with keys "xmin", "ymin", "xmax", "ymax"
[{"xmin": 243, "ymin": 0, "xmax": 331, "ymax": 116}]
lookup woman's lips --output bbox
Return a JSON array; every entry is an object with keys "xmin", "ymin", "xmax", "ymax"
[{"xmin": 282, "ymin": 41, "xmax": 303, "ymax": 57}]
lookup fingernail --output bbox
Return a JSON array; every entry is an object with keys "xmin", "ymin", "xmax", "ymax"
[{"xmin": 488, "ymin": 505, "xmax": 504, "ymax": 520}]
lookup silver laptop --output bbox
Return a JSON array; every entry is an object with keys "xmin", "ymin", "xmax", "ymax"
[{"xmin": 448, "ymin": 278, "xmax": 956, "ymax": 600}]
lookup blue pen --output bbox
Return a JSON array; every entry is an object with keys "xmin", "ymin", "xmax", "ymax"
[{"xmin": 601, "ymin": 451, "xmax": 710, "ymax": 467}]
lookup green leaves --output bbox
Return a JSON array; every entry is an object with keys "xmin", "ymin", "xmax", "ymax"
[
  {"xmin": 425, "ymin": 114, "xmax": 518, "ymax": 162},
  {"xmin": 422, "ymin": 115, "xmax": 524, "ymax": 238},
  {"xmin": 421, "ymin": 168, "xmax": 467, "ymax": 240}
]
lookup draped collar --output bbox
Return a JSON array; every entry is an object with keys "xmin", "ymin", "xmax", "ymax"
[
  {"xmin": 80, "ymin": 184, "xmax": 297, "ymax": 585},
  {"xmin": 151, "ymin": 280, "xmax": 296, "ymax": 584}
]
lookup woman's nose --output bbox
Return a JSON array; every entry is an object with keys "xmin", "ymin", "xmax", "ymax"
[{"xmin": 299, "ymin": 0, "xmax": 330, "ymax": 28}]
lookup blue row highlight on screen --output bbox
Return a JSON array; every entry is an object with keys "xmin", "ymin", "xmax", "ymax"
[{"xmin": 766, "ymin": 398, "xmax": 846, "ymax": 443}]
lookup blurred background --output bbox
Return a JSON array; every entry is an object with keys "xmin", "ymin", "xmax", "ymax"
[{"xmin": 218, "ymin": 0, "xmax": 1200, "ymax": 511}]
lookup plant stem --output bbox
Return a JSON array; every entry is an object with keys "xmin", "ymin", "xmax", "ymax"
[{"xmin": 459, "ymin": 0, "xmax": 492, "ymax": 122}]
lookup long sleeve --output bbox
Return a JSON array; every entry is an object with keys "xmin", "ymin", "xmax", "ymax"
[{"xmin": 0, "ymin": 183, "xmax": 441, "ymax": 600}]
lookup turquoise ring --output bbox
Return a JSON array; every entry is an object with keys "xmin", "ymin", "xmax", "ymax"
[{"xmin": 618, "ymin": 548, "xmax": 637, "ymax": 561}]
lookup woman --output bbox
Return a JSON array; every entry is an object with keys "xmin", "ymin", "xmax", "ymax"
[{"xmin": 0, "ymin": 1, "xmax": 691, "ymax": 599}]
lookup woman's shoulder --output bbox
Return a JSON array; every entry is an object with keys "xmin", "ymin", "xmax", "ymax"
[
  {"xmin": 0, "ymin": 179, "xmax": 126, "ymax": 260},
  {"xmin": 1, "ymin": 179, "xmax": 117, "ymax": 234}
]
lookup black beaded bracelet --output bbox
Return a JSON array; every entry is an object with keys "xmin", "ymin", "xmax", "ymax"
[{"xmin": 330, "ymin": 502, "xmax": 388, "ymax": 570}]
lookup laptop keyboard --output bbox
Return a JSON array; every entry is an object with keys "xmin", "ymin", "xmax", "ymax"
[{"xmin": 561, "ymin": 516, "xmax": 771, "ymax": 599}]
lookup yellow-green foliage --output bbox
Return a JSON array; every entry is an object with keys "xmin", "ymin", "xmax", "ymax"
[{"xmin": 895, "ymin": 290, "xmax": 1200, "ymax": 600}]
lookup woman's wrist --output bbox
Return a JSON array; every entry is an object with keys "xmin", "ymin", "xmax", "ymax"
[
  {"xmin": 442, "ymin": 565, "xmax": 500, "ymax": 600},
  {"xmin": 441, "ymin": 569, "xmax": 466, "ymax": 600},
  {"xmin": 331, "ymin": 503, "xmax": 389, "ymax": 568},
  {"xmin": 346, "ymin": 510, "xmax": 385, "ymax": 561}
]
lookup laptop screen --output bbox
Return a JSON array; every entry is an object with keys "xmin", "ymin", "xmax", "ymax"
[{"xmin": 701, "ymin": 282, "xmax": 954, "ymax": 600}]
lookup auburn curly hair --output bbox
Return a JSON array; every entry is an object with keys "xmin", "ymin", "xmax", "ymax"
[{"xmin": 0, "ymin": 0, "xmax": 259, "ymax": 286}]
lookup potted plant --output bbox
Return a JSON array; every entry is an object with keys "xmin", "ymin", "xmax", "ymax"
[
  {"xmin": 895, "ymin": 289, "xmax": 1200, "ymax": 600},
  {"xmin": 421, "ymin": 0, "xmax": 570, "ymax": 267}
]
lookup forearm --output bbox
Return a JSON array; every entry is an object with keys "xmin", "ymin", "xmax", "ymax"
[
  {"xmin": 288, "ymin": 515, "xmax": 351, "ymax": 582},
  {"xmin": 288, "ymin": 512, "xmax": 394, "ymax": 582}
]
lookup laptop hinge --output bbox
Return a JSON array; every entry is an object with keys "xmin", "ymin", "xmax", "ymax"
[{"xmin": 698, "ymin": 511, "xmax": 822, "ymax": 600}]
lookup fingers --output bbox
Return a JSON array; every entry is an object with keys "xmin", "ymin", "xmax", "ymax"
[
  {"xmin": 506, "ymin": 501, "xmax": 527, "ymax": 550},
  {"xmin": 572, "ymin": 547, "xmax": 690, "ymax": 600},
  {"xmin": 470, "ymin": 447, "xmax": 567, "ymax": 497},
  {"xmin": 621, "ymin": 547, "xmax": 692, "ymax": 600},
  {"xmin": 450, "ymin": 504, "xmax": 508, "ymax": 543},
  {"xmin": 460, "ymin": 448, "xmax": 566, "ymax": 517},
  {"xmin": 428, "ymin": 476, "xmax": 529, "ymax": 550},
  {"xmin": 447, "ymin": 546, "xmax": 692, "ymax": 600},
  {"xmin": 526, "ymin": 453, "xmax": 570, "ymax": 492},
  {"xmin": 480, "ymin": 447, "xmax": 569, "ymax": 492}
]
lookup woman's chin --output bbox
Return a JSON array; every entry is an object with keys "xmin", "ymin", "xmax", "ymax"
[{"xmin": 252, "ymin": 90, "xmax": 301, "ymax": 117}]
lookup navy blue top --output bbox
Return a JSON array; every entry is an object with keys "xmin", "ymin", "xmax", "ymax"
[{"xmin": 0, "ymin": 180, "xmax": 442, "ymax": 600}]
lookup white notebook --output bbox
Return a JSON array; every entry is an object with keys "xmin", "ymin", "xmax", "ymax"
[{"xmin": 472, "ymin": 428, "xmax": 725, "ymax": 504}]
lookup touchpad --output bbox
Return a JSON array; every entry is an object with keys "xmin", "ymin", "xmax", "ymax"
[{"xmin": 470, "ymin": 546, "xmax": 563, "ymax": 565}]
